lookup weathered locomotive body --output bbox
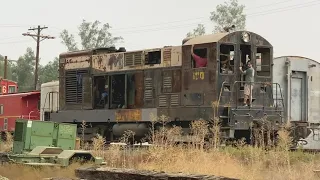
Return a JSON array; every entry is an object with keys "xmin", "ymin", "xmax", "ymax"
[{"xmin": 49, "ymin": 31, "xmax": 287, "ymax": 143}]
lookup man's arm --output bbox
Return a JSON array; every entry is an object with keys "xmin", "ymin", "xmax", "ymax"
[
  {"xmin": 191, "ymin": 44, "xmax": 195, "ymax": 57},
  {"xmin": 239, "ymin": 67, "xmax": 247, "ymax": 75},
  {"xmin": 220, "ymin": 58, "xmax": 229, "ymax": 64}
]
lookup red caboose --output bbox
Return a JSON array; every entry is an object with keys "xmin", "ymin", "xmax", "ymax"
[
  {"xmin": 0, "ymin": 78, "xmax": 18, "ymax": 94},
  {"xmin": 0, "ymin": 91, "xmax": 40, "ymax": 132}
]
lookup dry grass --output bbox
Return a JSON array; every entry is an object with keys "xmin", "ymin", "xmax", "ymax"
[
  {"xmin": 1, "ymin": 118, "xmax": 320, "ymax": 180},
  {"xmin": 0, "ymin": 132, "xmax": 13, "ymax": 152},
  {"xmin": 0, "ymin": 163, "xmax": 82, "ymax": 180}
]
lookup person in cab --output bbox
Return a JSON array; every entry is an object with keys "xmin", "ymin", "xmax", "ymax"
[{"xmin": 191, "ymin": 44, "xmax": 207, "ymax": 68}]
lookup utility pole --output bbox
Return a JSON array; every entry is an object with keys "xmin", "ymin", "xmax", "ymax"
[
  {"xmin": 22, "ymin": 25, "xmax": 55, "ymax": 90},
  {"xmin": 0, "ymin": 57, "xmax": 17, "ymax": 81},
  {"xmin": 3, "ymin": 56, "xmax": 7, "ymax": 79}
]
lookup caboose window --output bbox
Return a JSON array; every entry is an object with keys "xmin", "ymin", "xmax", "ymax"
[
  {"xmin": 145, "ymin": 51, "xmax": 161, "ymax": 65},
  {"xmin": 0, "ymin": 104, "xmax": 3, "ymax": 115},
  {"xmin": 256, "ymin": 48, "xmax": 271, "ymax": 77},
  {"xmin": 8, "ymin": 86, "xmax": 15, "ymax": 93},
  {"xmin": 3, "ymin": 118, "xmax": 7, "ymax": 131},
  {"xmin": 219, "ymin": 44, "xmax": 235, "ymax": 74}
]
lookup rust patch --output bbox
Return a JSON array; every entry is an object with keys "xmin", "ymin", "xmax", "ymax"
[
  {"xmin": 98, "ymin": 55, "xmax": 103, "ymax": 66},
  {"xmin": 163, "ymin": 48, "xmax": 172, "ymax": 67},
  {"xmin": 134, "ymin": 72, "xmax": 144, "ymax": 108},
  {"xmin": 108, "ymin": 53, "xmax": 124, "ymax": 70},
  {"xmin": 115, "ymin": 109, "xmax": 142, "ymax": 121},
  {"xmin": 172, "ymin": 69, "xmax": 181, "ymax": 93},
  {"xmin": 209, "ymin": 70, "xmax": 215, "ymax": 84},
  {"xmin": 183, "ymin": 71, "xmax": 189, "ymax": 90},
  {"xmin": 64, "ymin": 55, "xmax": 91, "ymax": 69},
  {"xmin": 93, "ymin": 55, "xmax": 106, "ymax": 71}
]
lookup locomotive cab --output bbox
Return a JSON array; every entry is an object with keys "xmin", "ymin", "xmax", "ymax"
[{"xmin": 183, "ymin": 31, "xmax": 284, "ymax": 144}]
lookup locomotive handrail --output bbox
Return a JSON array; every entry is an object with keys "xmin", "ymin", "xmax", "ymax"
[
  {"xmin": 229, "ymin": 81, "xmax": 285, "ymax": 110},
  {"xmin": 216, "ymin": 81, "xmax": 231, "ymax": 124},
  {"xmin": 217, "ymin": 81, "xmax": 228, "ymax": 108}
]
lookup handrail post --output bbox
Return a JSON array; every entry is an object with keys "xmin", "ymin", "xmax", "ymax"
[{"xmin": 276, "ymin": 84, "xmax": 278, "ymax": 109}]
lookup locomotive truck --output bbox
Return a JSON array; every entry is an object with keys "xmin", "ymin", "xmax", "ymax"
[{"xmin": 42, "ymin": 30, "xmax": 308, "ymax": 146}]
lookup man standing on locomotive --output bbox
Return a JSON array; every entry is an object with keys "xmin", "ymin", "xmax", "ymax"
[{"xmin": 239, "ymin": 61, "xmax": 254, "ymax": 107}]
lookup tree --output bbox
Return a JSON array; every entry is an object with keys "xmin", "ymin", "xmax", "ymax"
[
  {"xmin": 38, "ymin": 57, "xmax": 59, "ymax": 84},
  {"xmin": 186, "ymin": 24, "xmax": 206, "ymax": 38},
  {"xmin": 210, "ymin": 0, "xmax": 246, "ymax": 33},
  {"xmin": 60, "ymin": 19, "xmax": 123, "ymax": 51},
  {"xmin": 11, "ymin": 47, "xmax": 36, "ymax": 92}
]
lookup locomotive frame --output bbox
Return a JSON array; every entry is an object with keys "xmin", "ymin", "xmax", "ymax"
[{"xmin": 47, "ymin": 30, "xmax": 307, "ymax": 145}]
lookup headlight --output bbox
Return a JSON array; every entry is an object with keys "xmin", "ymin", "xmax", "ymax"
[{"xmin": 241, "ymin": 32, "xmax": 250, "ymax": 42}]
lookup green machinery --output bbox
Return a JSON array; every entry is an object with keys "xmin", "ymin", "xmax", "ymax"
[{"xmin": 0, "ymin": 119, "xmax": 105, "ymax": 167}]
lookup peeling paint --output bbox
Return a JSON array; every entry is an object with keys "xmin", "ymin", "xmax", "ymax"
[
  {"xmin": 91, "ymin": 46, "xmax": 182, "ymax": 73},
  {"xmin": 64, "ymin": 55, "xmax": 91, "ymax": 70},
  {"xmin": 108, "ymin": 53, "xmax": 124, "ymax": 70}
]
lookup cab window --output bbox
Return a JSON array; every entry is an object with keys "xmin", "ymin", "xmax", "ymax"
[
  {"xmin": 191, "ymin": 46, "xmax": 207, "ymax": 68},
  {"xmin": 219, "ymin": 44, "xmax": 235, "ymax": 74},
  {"xmin": 256, "ymin": 48, "xmax": 271, "ymax": 76}
]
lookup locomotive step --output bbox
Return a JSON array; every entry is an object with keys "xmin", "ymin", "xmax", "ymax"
[
  {"xmin": 220, "ymin": 127, "xmax": 231, "ymax": 130},
  {"xmin": 238, "ymin": 97, "xmax": 256, "ymax": 102},
  {"xmin": 219, "ymin": 116, "xmax": 229, "ymax": 119}
]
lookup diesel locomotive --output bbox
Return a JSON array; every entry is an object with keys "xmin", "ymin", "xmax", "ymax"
[{"xmin": 44, "ymin": 30, "xmax": 307, "ymax": 145}]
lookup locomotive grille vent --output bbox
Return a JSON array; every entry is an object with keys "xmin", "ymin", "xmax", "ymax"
[
  {"xmin": 134, "ymin": 52, "xmax": 142, "ymax": 65},
  {"xmin": 163, "ymin": 76, "xmax": 172, "ymax": 92},
  {"xmin": 125, "ymin": 52, "xmax": 143, "ymax": 66},
  {"xmin": 65, "ymin": 69, "xmax": 88, "ymax": 103},
  {"xmin": 125, "ymin": 53, "xmax": 134, "ymax": 66},
  {"xmin": 170, "ymin": 94, "xmax": 180, "ymax": 106},
  {"xmin": 14, "ymin": 122, "xmax": 24, "ymax": 142},
  {"xmin": 158, "ymin": 95, "xmax": 167, "ymax": 107},
  {"xmin": 144, "ymin": 77, "xmax": 153, "ymax": 101},
  {"xmin": 163, "ymin": 48, "xmax": 172, "ymax": 62}
]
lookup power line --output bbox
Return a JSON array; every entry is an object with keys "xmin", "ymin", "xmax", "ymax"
[
  {"xmin": 0, "ymin": 40, "xmax": 33, "ymax": 44},
  {"xmin": 0, "ymin": 0, "xmax": 317, "ymax": 36},
  {"xmin": 110, "ymin": 0, "xmax": 298, "ymax": 31},
  {"xmin": 0, "ymin": 0, "xmax": 296, "ymax": 30},
  {"xmin": 22, "ymin": 25, "xmax": 55, "ymax": 90},
  {"xmin": 0, "ymin": 25, "xmax": 31, "ymax": 28},
  {"xmin": 0, "ymin": 36, "xmax": 23, "ymax": 41},
  {"xmin": 111, "ymin": 0, "xmax": 320, "ymax": 35},
  {"xmin": 0, "ymin": 59, "xmax": 18, "ymax": 63},
  {"xmin": 49, "ymin": 0, "xmax": 314, "ymax": 34},
  {"xmin": 0, "ymin": 0, "xmax": 317, "ymax": 47},
  {"xmin": 47, "ymin": 0, "xmax": 320, "ymax": 37},
  {"xmin": 246, "ymin": 0, "xmax": 320, "ymax": 17}
]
